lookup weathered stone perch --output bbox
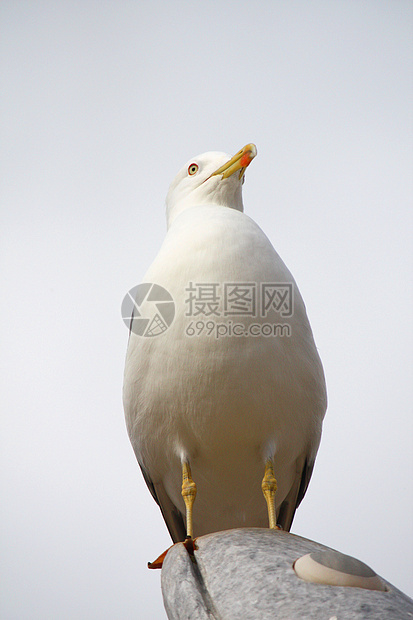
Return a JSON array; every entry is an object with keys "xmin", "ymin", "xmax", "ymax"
[{"xmin": 161, "ymin": 528, "xmax": 413, "ymax": 619}]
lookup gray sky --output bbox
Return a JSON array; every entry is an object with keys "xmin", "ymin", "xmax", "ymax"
[{"xmin": 1, "ymin": 1, "xmax": 412, "ymax": 618}]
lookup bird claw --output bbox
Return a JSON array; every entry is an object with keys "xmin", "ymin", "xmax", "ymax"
[
  {"xmin": 183, "ymin": 535, "xmax": 198, "ymax": 557},
  {"xmin": 147, "ymin": 544, "xmax": 173, "ymax": 569},
  {"xmin": 147, "ymin": 537, "xmax": 198, "ymax": 569}
]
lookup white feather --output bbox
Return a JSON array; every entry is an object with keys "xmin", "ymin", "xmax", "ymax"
[{"xmin": 123, "ymin": 150, "xmax": 327, "ymax": 538}]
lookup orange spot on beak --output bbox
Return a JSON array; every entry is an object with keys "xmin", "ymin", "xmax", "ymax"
[{"xmin": 240, "ymin": 152, "xmax": 254, "ymax": 168}]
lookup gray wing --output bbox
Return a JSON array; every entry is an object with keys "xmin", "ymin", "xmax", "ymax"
[
  {"xmin": 276, "ymin": 456, "xmax": 315, "ymax": 532},
  {"xmin": 128, "ymin": 305, "xmax": 186, "ymax": 543},
  {"xmin": 139, "ymin": 463, "xmax": 186, "ymax": 543}
]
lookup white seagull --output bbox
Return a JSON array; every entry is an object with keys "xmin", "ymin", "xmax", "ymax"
[{"xmin": 123, "ymin": 144, "xmax": 327, "ymax": 544}]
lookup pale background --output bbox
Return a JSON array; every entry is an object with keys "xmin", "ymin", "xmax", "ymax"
[{"xmin": 1, "ymin": 2, "xmax": 412, "ymax": 618}]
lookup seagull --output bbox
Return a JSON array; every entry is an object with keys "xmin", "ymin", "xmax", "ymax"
[{"xmin": 123, "ymin": 144, "xmax": 327, "ymax": 544}]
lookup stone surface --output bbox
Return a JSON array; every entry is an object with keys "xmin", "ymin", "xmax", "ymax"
[
  {"xmin": 293, "ymin": 549, "xmax": 387, "ymax": 591},
  {"xmin": 161, "ymin": 528, "xmax": 413, "ymax": 619}
]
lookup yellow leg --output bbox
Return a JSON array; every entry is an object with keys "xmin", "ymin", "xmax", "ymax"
[
  {"xmin": 181, "ymin": 461, "xmax": 197, "ymax": 539},
  {"xmin": 261, "ymin": 458, "xmax": 278, "ymax": 529}
]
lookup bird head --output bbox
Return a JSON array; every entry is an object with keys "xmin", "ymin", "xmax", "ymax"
[{"xmin": 166, "ymin": 143, "xmax": 257, "ymax": 228}]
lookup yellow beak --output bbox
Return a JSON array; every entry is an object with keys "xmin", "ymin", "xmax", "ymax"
[{"xmin": 210, "ymin": 143, "xmax": 257, "ymax": 180}]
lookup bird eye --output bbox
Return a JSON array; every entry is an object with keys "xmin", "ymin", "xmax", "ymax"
[{"xmin": 188, "ymin": 163, "xmax": 199, "ymax": 176}]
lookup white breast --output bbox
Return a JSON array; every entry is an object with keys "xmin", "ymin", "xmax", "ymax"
[{"xmin": 123, "ymin": 206, "xmax": 326, "ymax": 535}]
